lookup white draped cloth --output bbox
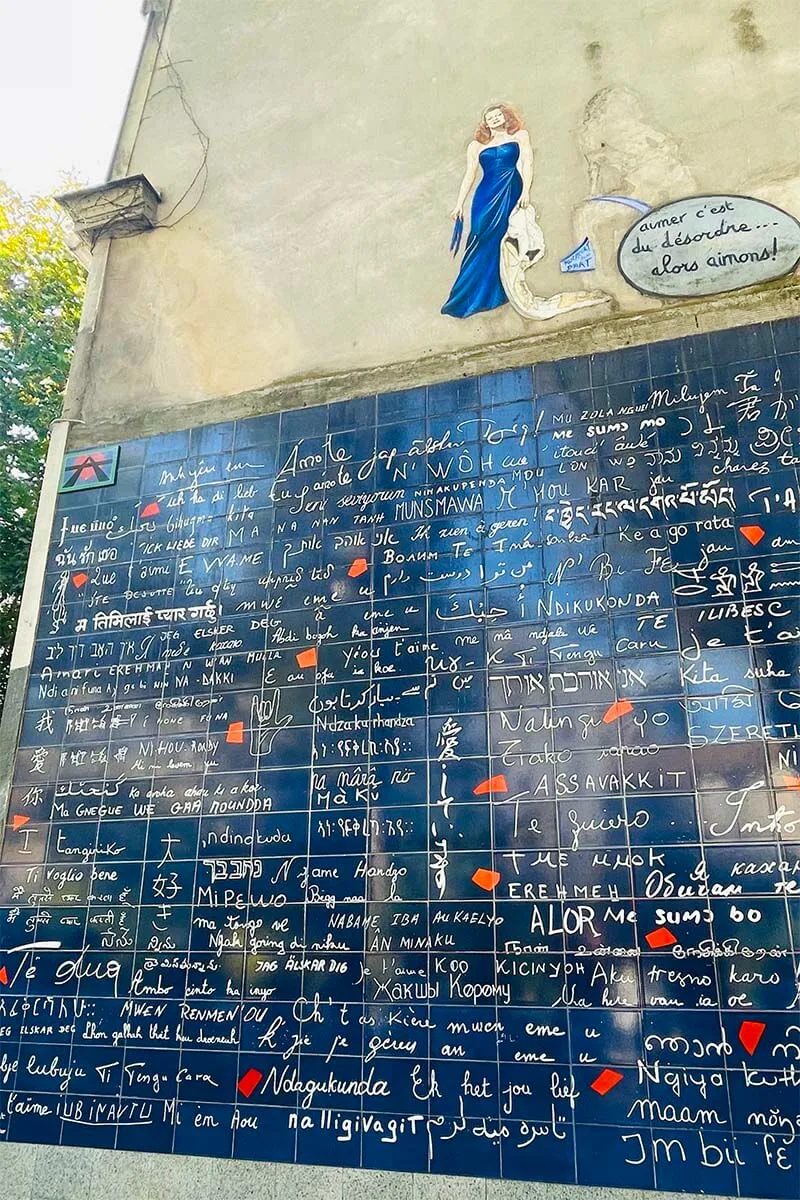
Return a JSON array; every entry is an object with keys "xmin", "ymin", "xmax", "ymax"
[{"xmin": 499, "ymin": 206, "xmax": 611, "ymax": 321}]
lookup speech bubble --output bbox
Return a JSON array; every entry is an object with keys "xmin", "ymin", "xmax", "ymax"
[{"xmin": 617, "ymin": 193, "xmax": 800, "ymax": 298}]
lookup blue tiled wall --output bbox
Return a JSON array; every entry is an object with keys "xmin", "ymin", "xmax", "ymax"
[{"xmin": 1, "ymin": 317, "xmax": 799, "ymax": 1196}]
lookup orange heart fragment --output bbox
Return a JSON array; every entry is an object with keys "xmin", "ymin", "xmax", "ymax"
[
  {"xmin": 473, "ymin": 775, "xmax": 508, "ymax": 796},
  {"xmin": 472, "ymin": 868, "xmax": 501, "ymax": 892},
  {"xmin": 603, "ymin": 699, "xmax": 634, "ymax": 724},
  {"xmin": 739, "ymin": 524, "xmax": 765, "ymax": 546}
]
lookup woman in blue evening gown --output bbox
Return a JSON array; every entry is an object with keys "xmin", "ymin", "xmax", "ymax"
[{"xmin": 442, "ymin": 103, "xmax": 533, "ymax": 319}]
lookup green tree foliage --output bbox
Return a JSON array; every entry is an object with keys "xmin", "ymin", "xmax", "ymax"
[{"xmin": 0, "ymin": 184, "xmax": 85, "ymax": 705}]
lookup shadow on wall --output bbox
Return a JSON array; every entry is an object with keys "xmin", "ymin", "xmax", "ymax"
[{"xmin": 574, "ymin": 86, "xmax": 697, "ymax": 311}]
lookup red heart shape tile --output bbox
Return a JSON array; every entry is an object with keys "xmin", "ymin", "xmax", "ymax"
[{"xmin": 591, "ymin": 1069, "xmax": 624, "ymax": 1095}]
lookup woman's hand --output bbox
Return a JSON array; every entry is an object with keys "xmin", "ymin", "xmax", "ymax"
[
  {"xmin": 517, "ymin": 193, "xmax": 530, "ymax": 209},
  {"xmin": 450, "ymin": 206, "xmax": 463, "ymax": 221}
]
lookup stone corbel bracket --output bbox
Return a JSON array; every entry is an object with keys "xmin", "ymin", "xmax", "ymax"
[{"xmin": 55, "ymin": 174, "xmax": 161, "ymax": 249}]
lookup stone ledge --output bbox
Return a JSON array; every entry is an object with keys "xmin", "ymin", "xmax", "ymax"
[{"xmin": 70, "ymin": 278, "xmax": 800, "ymax": 450}]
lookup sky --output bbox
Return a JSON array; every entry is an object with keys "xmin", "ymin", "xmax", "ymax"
[{"xmin": 0, "ymin": 0, "xmax": 146, "ymax": 197}]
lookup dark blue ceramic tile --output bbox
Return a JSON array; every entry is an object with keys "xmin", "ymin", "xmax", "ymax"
[
  {"xmin": 773, "ymin": 316, "xmax": 800, "ymax": 356},
  {"xmin": 712, "ymin": 320, "xmax": 775, "ymax": 363},
  {"xmin": 234, "ymin": 410, "xmax": 280, "ymax": 449},
  {"xmin": 189, "ymin": 421, "xmax": 235, "ymax": 456},
  {"xmin": 533, "ymin": 354, "xmax": 591, "ymax": 395},
  {"xmin": 479, "ymin": 366, "xmax": 533, "ymax": 406},
  {"xmin": 146, "ymin": 429, "xmax": 192, "ymax": 463},
  {"xmin": 104, "ymin": 464, "xmax": 144, "ymax": 501},
  {"xmin": 114, "ymin": 436, "xmax": 149, "ymax": 467},
  {"xmin": 327, "ymin": 393, "xmax": 377, "ymax": 431},
  {"xmin": 590, "ymin": 343, "xmax": 650, "ymax": 386},
  {"xmin": 376, "ymin": 385, "xmax": 426, "ymax": 423},
  {"xmin": 279, "ymin": 403, "xmax": 328, "ymax": 442},
  {"xmin": 427, "ymin": 376, "xmax": 480, "ymax": 414}
]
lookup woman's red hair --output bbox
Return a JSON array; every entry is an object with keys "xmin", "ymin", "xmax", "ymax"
[{"xmin": 474, "ymin": 104, "xmax": 524, "ymax": 144}]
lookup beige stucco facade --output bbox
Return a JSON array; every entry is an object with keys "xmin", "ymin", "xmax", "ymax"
[{"xmin": 72, "ymin": 0, "xmax": 799, "ymax": 431}]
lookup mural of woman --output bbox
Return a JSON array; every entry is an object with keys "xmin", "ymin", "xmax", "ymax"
[
  {"xmin": 442, "ymin": 104, "xmax": 530, "ymax": 319},
  {"xmin": 443, "ymin": 102, "xmax": 610, "ymax": 322}
]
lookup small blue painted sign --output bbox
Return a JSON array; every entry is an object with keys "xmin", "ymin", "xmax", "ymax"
[{"xmin": 560, "ymin": 236, "xmax": 596, "ymax": 273}]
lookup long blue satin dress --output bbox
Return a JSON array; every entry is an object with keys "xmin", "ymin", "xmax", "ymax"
[{"xmin": 442, "ymin": 141, "xmax": 523, "ymax": 318}]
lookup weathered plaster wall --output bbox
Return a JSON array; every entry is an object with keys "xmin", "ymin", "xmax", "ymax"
[{"xmin": 74, "ymin": 0, "xmax": 800, "ymax": 425}]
